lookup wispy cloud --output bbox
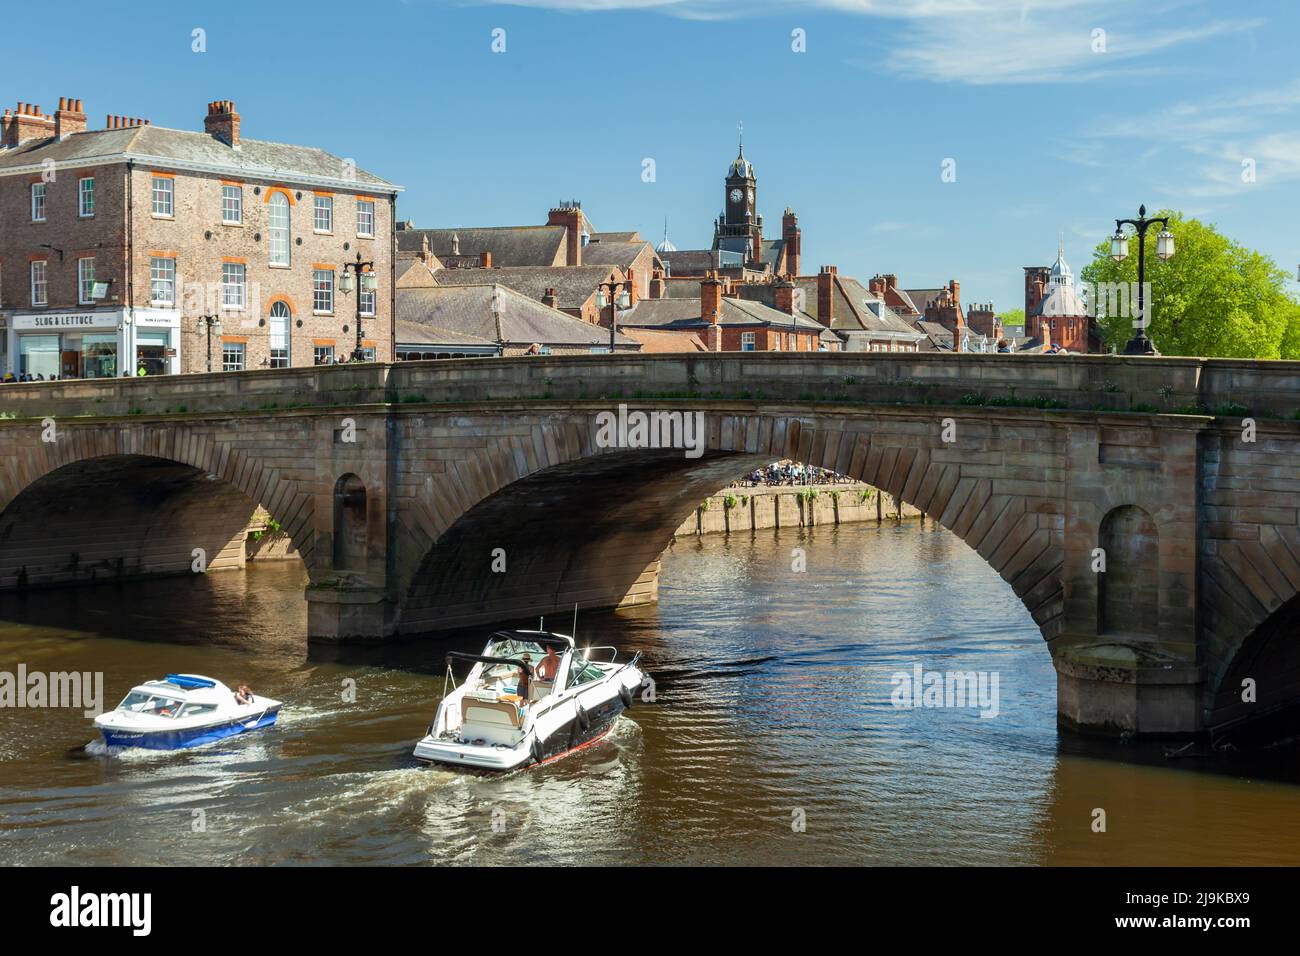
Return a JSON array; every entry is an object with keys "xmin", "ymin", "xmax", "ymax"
[
  {"xmin": 466, "ymin": 0, "xmax": 1263, "ymax": 85},
  {"xmin": 1085, "ymin": 80, "xmax": 1300, "ymax": 197}
]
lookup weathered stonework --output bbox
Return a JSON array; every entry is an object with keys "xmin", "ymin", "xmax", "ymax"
[{"xmin": 0, "ymin": 351, "xmax": 1297, "ymax": 738}]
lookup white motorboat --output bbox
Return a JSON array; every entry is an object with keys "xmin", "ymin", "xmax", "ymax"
[
  {"xmin": 413, "ymin": 629, "xmax": 645, "ymax": 772},
  {"xmin": 94, "ymin": 674, "xmax": 280, "ymax": 750}
]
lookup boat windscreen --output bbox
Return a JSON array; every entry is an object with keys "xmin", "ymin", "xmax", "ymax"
[
  {"xmin": 484, "ymin": 637, "xmax": 547, "ymax": 660},
  {"xmin": 446, "ymin": 652, "xmax": 533, "ymax": 676}
]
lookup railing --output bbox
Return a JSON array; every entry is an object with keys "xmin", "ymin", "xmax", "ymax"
[{"xmin": 0, "ymin": 353, "xmax": 1297, "ymax": 420}]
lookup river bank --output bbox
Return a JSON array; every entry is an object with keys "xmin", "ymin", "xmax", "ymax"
[{"xmin": 675, "ymin": 483, "xmax": 922, "ymax": 536}]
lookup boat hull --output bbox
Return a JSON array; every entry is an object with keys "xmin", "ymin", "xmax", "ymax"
[
  {"xmin": 417, "ymin": 690, "xmax": 629, "ymax": 773},
  {"xmin": 99, "ymin": 707, "xmax": 280, "ymax": 751}
]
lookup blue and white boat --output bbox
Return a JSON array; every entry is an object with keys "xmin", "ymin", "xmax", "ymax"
[{"xmin": 94, "ymin": 674, "xmax": 280, "ymax": 750}]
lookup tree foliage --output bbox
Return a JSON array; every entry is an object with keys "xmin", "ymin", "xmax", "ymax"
[{"xmin": 1080, "ymin": 210, "xmax": 1300, "ymax": 358}]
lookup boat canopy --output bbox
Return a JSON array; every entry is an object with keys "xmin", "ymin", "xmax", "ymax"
[
  {"xmin": 164, "ymin": 674, "xmax": 217, "ymax": 690},
  {"xmin": 446, "ymin": 652, "xmax": 533, "ymax": 676}
]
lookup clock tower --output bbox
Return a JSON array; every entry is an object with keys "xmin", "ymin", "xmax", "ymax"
[
  {"xmin": 724, "ymin": 143, "xmax": 756, "ymax": 227},
  {"xmin": 714, "ymin": 131, "xmax": 763, "ymax": 267}
]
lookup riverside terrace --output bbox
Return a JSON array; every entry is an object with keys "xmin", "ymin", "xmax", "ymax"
[{"xmin": 1, "ymin": 352, "xmax": 1299, "ymax": 738}]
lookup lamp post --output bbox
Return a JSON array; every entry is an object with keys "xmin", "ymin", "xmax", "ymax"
[
  {"xmin": 339, "ymin": 252, "xmax": 378, "ymax": 361},
  {"xmin": 1110, "ymin": 204, "xmax": 1175, "ymax": 355},
  {"xmin": 196, "ymin": 314, "xmax": 222, "ymax": 372},
  {"xmin": 595, "ymin": 280, "xmax": 631, "ymax": 353}
]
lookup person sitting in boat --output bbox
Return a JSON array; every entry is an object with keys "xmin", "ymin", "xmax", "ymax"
[
  {"xmin": 516, "ymin": 656, "xmax": 532, "ymax": 705},
  {"xmin": 535, "ymin": 646, "xmax": 561, "ymax": 682},
  {"xmin": 235, "ymin": 685, "xmax": 254, "ymax": 706}
]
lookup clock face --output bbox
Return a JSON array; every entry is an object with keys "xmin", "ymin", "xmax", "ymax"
[
  {"xmin": 729, "ymin": 188, "xmax": 743, "ymax": 203},
  {"xmin": 747, "ymin": 189, "xmax": 755, "ymax": 204}
]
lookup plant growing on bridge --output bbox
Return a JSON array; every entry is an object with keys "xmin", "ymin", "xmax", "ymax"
[
  {"xmin": 798, "ymin": 487, "xmax": 820, "ymax": 502},
  {"xmin": 698, "ymin": 498, "xmax": 710, "ymax": 512},
  {"xmin": 723, "ymin": 493, "xmax": 739, "ymax": 511},
  {"xmin": 858, "ymin": 489, "xmax": 875, "ymax": 503}
]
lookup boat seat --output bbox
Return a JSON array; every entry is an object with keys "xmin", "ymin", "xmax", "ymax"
[{"xmin": 462, "ymin": 698, "xmax": 524, "ymax": 729}]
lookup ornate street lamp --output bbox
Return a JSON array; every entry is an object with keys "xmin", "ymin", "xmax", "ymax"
[
  {"xmin": 339, "ymin": 252, "xmax": 378, "ymax": 361},
  {"xmin": 595, "ymin": 281, "xmax": 631, "ymax": 353},
  {"xmin": 197, "ymin": 314, "xmax": 222, "ymax": 372},
  {"xmin": 1110, "ymin": 204, "xmax": 1175, "ymax": 355}
]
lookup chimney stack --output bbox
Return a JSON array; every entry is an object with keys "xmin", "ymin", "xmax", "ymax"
[
  {"xmin": 547, "ymin": 204, "xmax": 584, "ymax": 266},
  {"xmin": 54, "ymin": 97, "xmax": 86, "ymax": 139},
  {"xmin": 649, "ymin": 268, "xmax": 666, "ymax": 299},
  {"xmin": 204, "ymin": 99, "xmax": 240, "ymax": 147},
  {"xmin": 542, "ymin": 288, "xmax": 559, "ymax": 309},
  {"xmin": 774, "ymin": 277, "xmax": 796, "ymax": 315},
  {"xmin": 479, "ymin": 251, "xmax": 492, "ymax": 270},
  {"xmin": 3, "ymin": 101, "xmax": 55, "ymax": 147},
  {"xmin": 782, "ymin": 208, "xmax": 801, "ymax": 276},
  {"xmin": 816, "ymin": 266, "xmax": 837, "ymax": 328},
  {"xmin": 701, "ymin": 273, "xmax": 724, "ymax": 326}
]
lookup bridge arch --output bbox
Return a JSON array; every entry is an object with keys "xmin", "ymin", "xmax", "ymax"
[
  {"xmin": 0, "ymin": 422, "xmax": 318, "ymax": 592},
  {"xmin": 392, "ymin": 407, "xmax": 1069, "ymax": 644}
]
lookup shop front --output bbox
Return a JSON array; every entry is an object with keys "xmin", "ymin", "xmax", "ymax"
[{"xmin": 6, "ymin": 309, "xmax": 182, "ymax": 379}]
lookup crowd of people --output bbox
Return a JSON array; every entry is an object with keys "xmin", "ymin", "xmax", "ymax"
[{"xmin": 735, "ymin": 461, "xmax": 857, "ymax": 488}]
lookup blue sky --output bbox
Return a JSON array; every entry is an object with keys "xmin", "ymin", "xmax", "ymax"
[{"xmin": 5, "ymin": 0, "xmax": 1298, "ymax": 310}]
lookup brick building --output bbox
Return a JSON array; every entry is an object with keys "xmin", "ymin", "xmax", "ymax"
[
  {"xmin": 1023, "ymin": 241, "xmax": 1100, "ymax": 353},
  {"xmin": 0, "ymin": 97, "xmax": 400, "ymax": 378},
  {"xmin": 619, "ymin": 272, "xmax": 836, "ymax": 352},
  {"xmin": 657, "ymin": 140, "xmax": 801, "ymax": 280},
  {"xmin": 395, "ymin": 203, "xmax": 662, "ymax": 326}
]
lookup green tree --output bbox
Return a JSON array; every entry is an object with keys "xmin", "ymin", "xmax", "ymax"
[
  {"xmin": 1080, "ymin": 210, "xmax": 1300, "ymax": 358},
  {"xmin": 998, "ymin": 307, "xmax": 1025, "ymax": 330}
]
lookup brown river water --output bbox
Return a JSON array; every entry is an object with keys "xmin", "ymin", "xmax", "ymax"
[{"xmin": 2, "ymin": 521, "xmax": 1299, "ymax": 866}]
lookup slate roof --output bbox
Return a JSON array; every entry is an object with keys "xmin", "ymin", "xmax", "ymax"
[
  {"xmin": 589, "ymin": 231, "xmax": 641, "ymax": 242},
  {"xmin": 660, "ymin": 249, "xmax": 717, "ymax": 276},
  {"xmin": 791, "ymin": 275, "xmax": 923, "ymax": 338},
  {"xmin": 397, "ymin": 284, "xmax": 638, "ymax": 349},
  {"xmin": 579, "ymin": 239, "xmax": 657, "ymax": 271},
  {"xmin": 0, "ymin": 124, "xmax": 398, "ymax": 190},
  {"xmin": 396, "ymin": 226, "xmax": 568, "ymax": 267},
  {"xmin": 916, "ymin": 321, "xmax": 955, "ymax": 351},
  {"xmin": 904, "ymin": 288, "xmax": 945, "ymax": 316},
  {"xmin": 395, "ymin": 320, "xmax": 497, "ymax": 348},
  {"xmin": 432, "ymin": 264, "xmax": 619, "ymax": 311},
  {"xmin": 620, "ymin": 296, "xmax": 824, "ymax": 335}
]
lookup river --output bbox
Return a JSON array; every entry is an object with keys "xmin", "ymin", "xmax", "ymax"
[{"xmin": 2, "ymin": 521, "xmax": 1298, "ymax": 866}]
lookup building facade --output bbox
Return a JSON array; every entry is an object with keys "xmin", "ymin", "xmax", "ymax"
[{"xmin": 0, "ymin": 97, "xmax": 400, "ymax": 378}]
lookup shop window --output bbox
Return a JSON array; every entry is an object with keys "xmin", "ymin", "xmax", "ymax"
[{"xmin": 137, "ymin": 331, "xmax": 172, "ymax": 376}]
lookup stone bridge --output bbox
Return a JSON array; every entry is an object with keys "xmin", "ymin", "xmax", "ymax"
[{"xmin": 1, "ymin": 353, "xmax": 1298, "ymax": 738}]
